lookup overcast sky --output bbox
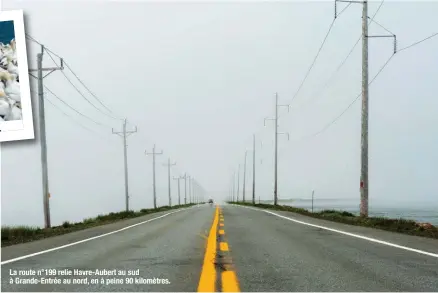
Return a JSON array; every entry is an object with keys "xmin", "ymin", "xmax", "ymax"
[{"xmin": 1, "ymin": 0, "xmax": 437, "ymax": 227}]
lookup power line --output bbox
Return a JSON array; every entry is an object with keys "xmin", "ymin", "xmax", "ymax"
[
  {"xmin": 368, "ymin": 17, "xmax": 395, "ymax": 36},
  {"xmin": 26, "ymin": 35, "xmax": 124, "ymax": 122},
  {"xmin": 45, "ymin": 51, "xmax": 121, "ymax": 122},
  {"xmin": 25, "ymin": 34, "xmax": 62, "ymax": 59},
  {"xmin": 398, "ymin": 32, "xmax": 438, "ymax": 52},
  {"xmin": 290, "ymin": 19, "xmax": 336, "ymax": 103},
  {"xmin": 297, "ymin": 0, "xmax": 385, "ymax": 109},
  {"xmin": 337, "ymin": 2, "xmax": 352, "ymax": 17},
  {"xmin": 278, "ymin": 18, "xmax": 435, "ymax": 159},
  {"xmin": 308, "ymin": 54, "xmax": 395, "ymax": 138},
  {"xmin": 44, "ymin": 96, "xmax": 113, "ymax": 143},
  {"xmin": 289, "ymin": 2, "xmax": 354, "ymax": 104},
  {"xmin": 370, "ymin": 0, "xmax": 385, "ymax": 21},
  {"xmin": 43, "ymin": 85, "xmax": 112, "ymax": 128},
  {"xmin": 31, "ymin": 89, "xmax": 112, "ymax": 141},
  {"xmin": 63, "ymin": 60, "xmax": 123, "ymax": 120}
]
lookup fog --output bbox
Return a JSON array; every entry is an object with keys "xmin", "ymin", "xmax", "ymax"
[{"xmin": 1, "ymin": 0, "xmax": 437, "ymax": 227}]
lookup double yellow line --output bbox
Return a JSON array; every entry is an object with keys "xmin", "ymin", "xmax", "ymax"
[{"xmin": 198, "ymin": 206, "xmax": 240, "ymax": 292}]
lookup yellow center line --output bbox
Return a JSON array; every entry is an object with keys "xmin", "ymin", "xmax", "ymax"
[
  {"xmin": 219, "ymin": 229, "xmax": 225, "ymax": 235},
  {"xmin": 197, "ymin": 207, "xmax": 219, "ymax": 292},
  {"xmin": 222, "ymin": 271, "xmax": 241, "ymax": 292},
  {"xmin": 219, "ymin": 223, "xmax": 224, "ymax": 227}
]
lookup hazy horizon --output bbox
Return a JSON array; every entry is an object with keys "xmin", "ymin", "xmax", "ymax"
[{"xmin": 1, "ymin": 0, "xmax": 437, "ymax": 227}]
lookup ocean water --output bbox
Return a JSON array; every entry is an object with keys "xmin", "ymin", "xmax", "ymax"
[
  {"xmin": 262, "ymin": 199, "xmax": 438, "ymax": 225},
  {"xmin": 0, "ymin": 21, "xmax": 15, "ymax": 44}
]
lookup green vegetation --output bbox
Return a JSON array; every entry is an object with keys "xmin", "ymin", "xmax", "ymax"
[
  {"xmin": 228, "ymin": 201, "xmax": 438, "ymax": 239},
  {"xmin": 1, "ymin": 203, "xmax": 198, "ymax": 247}
]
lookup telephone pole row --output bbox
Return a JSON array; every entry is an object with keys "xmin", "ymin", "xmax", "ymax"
[
  {"xmin": 237, "ymin": 134, "xmax": 261, "ymax": 204},
  {"xmin": 30, "ymin": 43, "xmax": 140, "ymax": 227}
]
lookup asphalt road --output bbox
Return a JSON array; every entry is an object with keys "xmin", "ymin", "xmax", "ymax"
[{"xmin": 1, "ymin": 203, "xmax": 438, "ymax": 292}]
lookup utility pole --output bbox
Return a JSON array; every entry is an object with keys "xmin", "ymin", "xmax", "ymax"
[
  {"xmin": 335, "ymin": 0, "xmax": 396, "ymax": 217},
  {"xmin": 252, "ymin": 134, "xmax": 256, "ymax": 204},
  {"xmin": 243, "ymin": 151, "xmax": 248, "ymax": 203},
  {"xmin": 173, "ymin": 176, "xmax": 182, "ymax": 205},
  {"xmin": 163, "ymin": 158, "xmax": 176, "ymax": 207},
  {"xmin": 264, "ymin": 93, "xmax": 290, "ymax": 206},
  {"xmin": 360, "ymin": 0, "xmax": 369, "ymax": 217},
  {"xmin": 237, "ymin": 165, "xmax": 240, "ymax": 202},
  {"xmin": 29, "ymin": 45, "xmax": 64, "ymax": 228},
  {"xmin": 189, "ymin": 176, "xmax": 193, "ymax": 203},
  {"xmin": 274, "ymin": 94, "xmax": 278, "ymax": 206},
  {"xmin": 186, "ymin": 175, "xmax": 191, "ymax": 203},
  {"xmin": 112, "ymin": 119, "xmax": 137, "ymax": 212},
  {"xmin": 182, "ymin": 173, "xmax": 188, "ymax": 204},
  {"xmin": 192, "ymin": 179, "xmax": 196, "ymax": 204},
  {"xmin": 192, "ymin": 178, "xmax": 195, "ymax": 203},
  {"xmin": 197, "ymin": 184, "xmax": 199, "ymax": 203},
  {"xmin": 233, "ymin": 173, "xmax": 236, "ymax": 202},
  {"xmin": 194, "ymin": 179, "xmax": 197, "ymax": 203},
  {"xmin": 230, "ymin": 173, "xmax": 234, "ymax": 202},
  {"xmin": 145, "ymin": 144, "xmax": 163, "ymax": 209}
]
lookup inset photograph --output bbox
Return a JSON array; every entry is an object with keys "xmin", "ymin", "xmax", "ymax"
[{"xmin": 0, "ymin": 10, "xmax": 34, "ymax": 142}]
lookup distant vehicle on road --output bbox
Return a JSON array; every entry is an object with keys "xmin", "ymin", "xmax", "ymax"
[{"xmin": 208, "ymin": 199, "xmax": 213, "ymax": 205}]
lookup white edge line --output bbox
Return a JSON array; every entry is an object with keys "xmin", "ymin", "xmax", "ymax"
[
  {"xmin": 232, "ymin": 204, "xmax": 438, "ymax": 259},
  {"xmin": 1, "ymin": 207, "xmax": 194, "ymax": 265}
]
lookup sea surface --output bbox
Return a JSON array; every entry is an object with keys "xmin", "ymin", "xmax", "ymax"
[
  {"xmin": 262, "ymin": 198, "xmax": 438, "ymax": 225},
  {"xmin": 0, "ymin": 21, "xmax": 15, "ymax": 44}
]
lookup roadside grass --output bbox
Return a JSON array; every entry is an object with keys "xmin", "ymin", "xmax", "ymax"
[
  {"xmin": 228, "ymin": 201, "xmax": 438, "ymax": 239},
  {"xmin": 1, "ymin": 203, "xmax": 199, "ymax": 247}
]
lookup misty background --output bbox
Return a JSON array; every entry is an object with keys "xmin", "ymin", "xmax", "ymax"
[{"xmin": 1, "ymin": 0, "xmax": 437, "ymax": 227}]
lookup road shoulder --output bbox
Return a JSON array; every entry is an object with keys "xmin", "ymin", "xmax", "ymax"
[
  {"xmin": 1, "ymin": 206, "xmax": 196, "ymax": 262},
  {"xmin": 231, "ymin": 204, "xmax": 438, "ymax": 255}
]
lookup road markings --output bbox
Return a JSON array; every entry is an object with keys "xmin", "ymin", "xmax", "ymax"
[
  {"xmin": 1, "ymin": 207, "xmax": 195, "ymax": 265},
  {"xmin": 219, "ymin": 223, "xmax": 224, "ymax": 227},
  {"xmin": 217, "ymin": 207, "xmax": 241, "ymax": 292},
  {"xmin": 197, "ymin": 206, "xmax": 219, "ymax": 292},
  {"xmin": 220, "ymin": 242, "xmax": 229, "ymax": 251},
  {"xmin": 222, "ymin": 271, "xmax": 240, "ymax": 292},
  {"xmin": 234, "ymin": 205, "xmax": 438, "ymax": 259}
]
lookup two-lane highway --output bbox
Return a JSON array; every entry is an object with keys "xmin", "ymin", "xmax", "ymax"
[{"xmin": 2, "ymin": 203, "xmax": 438, "ymax": 292}]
